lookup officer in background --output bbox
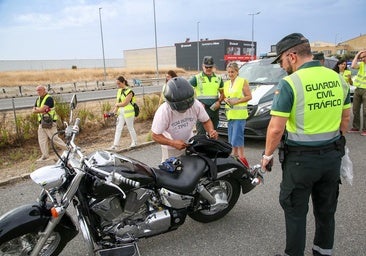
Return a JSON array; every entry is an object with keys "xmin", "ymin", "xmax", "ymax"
[
  {"xmin": 260, "ymin": 33, "xmax": 351, "ymax": 256},
  {"xmin": 189, "ymin": 56, "xmax": 224, "ymax": 134},
  {"xmin": 349, "ymin": 49, "xmax": 366, "ymax": 135},
  {"xmin": 313, "ymin": 52, "xmax": 325, "ymax": 65}
]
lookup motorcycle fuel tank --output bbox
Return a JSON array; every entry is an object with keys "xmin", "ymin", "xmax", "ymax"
[{"xmin": 87, "ymin": 151, "xmax": 155, "ymax": 198}]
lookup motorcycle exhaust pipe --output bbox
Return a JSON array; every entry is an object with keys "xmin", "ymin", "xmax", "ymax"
[{"xmin": 197, "ymin": 184, "xmax": 216, "ymax": 205}]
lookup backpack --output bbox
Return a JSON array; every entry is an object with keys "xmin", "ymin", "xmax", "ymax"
[
  {"xmin": 185, "ymin": 135, "xmax": 232, "ymax": 180},
  {"xmin": 186, "ymin": 134, "xmax": 232, "ymax": 158},
  {"xmin": 122, "ymin": 90, "xmax": 139, "ymax": 117},
  {"xmin": 41, "ymin": 113, "xmax": 53, "ymax": 129}
]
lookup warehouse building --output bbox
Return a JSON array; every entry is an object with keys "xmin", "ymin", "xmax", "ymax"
[
  {"xmin": 311, "ymin": 34, "xmax": 366, "ymax": 56},
  {"xmin": 124, "ymin": 38, "xmax": 256, "ymax": 71},
  {"xmin": 175, "ymin": 39, "xmax": 255, "ymax": 71}
]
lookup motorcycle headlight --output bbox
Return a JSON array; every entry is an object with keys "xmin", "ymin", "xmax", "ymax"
[
  {"xmin": 253, "ymin": 101, "xmax": 272, "ymax": 116},
  {"xmin": 30, "ymin": 165, "xmax": 67, "ymax": 190}
]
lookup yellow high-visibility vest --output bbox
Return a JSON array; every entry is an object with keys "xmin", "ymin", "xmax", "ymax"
[
  {"xmin": 116, "ymin": 88, "xmax": 135, "ymax": 117},
  {"xmin": 283, "ymin": 67, "xmax": 349, "ymax": 143},
  {"xmin": 354, "ymin": 62, "xmax": 366, "ymax": 89},
  {"xmin": 342, "ymin": 69, "xmax": 352, "ymax": 85},
  {"xmin": 223, "ymin": 77, "xmax": 248, "ymax": 120},
  {"xmin": 36, "ymin": 94, "xmax": 57, "ymax": 122},
  {"xmin": 194, "ymin": 73, "xmax": 221, "ymax": 101}
]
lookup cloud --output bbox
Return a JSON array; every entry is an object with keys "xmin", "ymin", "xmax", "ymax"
[{"xmin": 0, "ymin": 0, "xmax": 364, "ymax": 60}]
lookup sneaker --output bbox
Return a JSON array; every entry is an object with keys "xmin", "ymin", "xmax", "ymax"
[
  {"xmin": 108, "ymin": 145, "xmax": 118, "ymax": 151},
  {"xmin": 36, "ymin": 156, "xmax": 49, "ymax": 162},
  {"xmin": 130, "ymin": 142, "xmax": 137, "ymax": 148},
  {"xmin": 348, "ymin": 128, "xmax": 359, "ymax": 133},
  {"xmin": 361, "ymin": 131, "xmax": 366, "ymax": 136}
]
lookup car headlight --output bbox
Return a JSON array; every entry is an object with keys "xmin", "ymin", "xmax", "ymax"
[{"xmin": 253, "ymin": 101, "xmax": 272, "ymax": 116}]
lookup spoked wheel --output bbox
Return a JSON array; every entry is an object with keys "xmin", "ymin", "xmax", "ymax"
[
  {"xmin": 188, "ymin": 177, "xmax": 240, "ymax": 223},
  {"xmin": 0, "ymin": 230, "xmax": 66, "ymax": 256}
]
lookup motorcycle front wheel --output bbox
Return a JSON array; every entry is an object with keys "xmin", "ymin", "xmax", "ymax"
[
  {"xmin": 188, "ymin": 177, "xmax": 240, "ymax": 223},
  {"xmin": 0, "ymin": 229, "xmax": 68, "ymax": 256}
]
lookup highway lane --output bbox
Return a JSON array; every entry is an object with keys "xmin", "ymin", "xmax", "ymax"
[
  {"xmin": 0, "ymin": 85, "xmax": 162, "ymax": 111},
  {"xmin": 0, "ymin": 132, "xmax": 365, "ymax": 255}
]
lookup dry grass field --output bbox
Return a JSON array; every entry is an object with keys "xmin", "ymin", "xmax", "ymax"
[{"xmin": 0, "ymin": 67, "xmax": 192, "ymax": 87}]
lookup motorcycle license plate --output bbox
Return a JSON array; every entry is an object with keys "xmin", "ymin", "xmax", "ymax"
[{"xmin": 218, "ymin": 121, "xmax": 228, "ymax": 128}]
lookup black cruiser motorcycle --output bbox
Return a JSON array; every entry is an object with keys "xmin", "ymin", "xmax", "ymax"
[{"xmin": 0, "ymin": 95, "xmax": 263, "ymax": 256}]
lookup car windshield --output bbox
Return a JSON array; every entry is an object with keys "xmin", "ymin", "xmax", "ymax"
[
  {"xmin": 238, "ymin": 59, "xmax": 287, "ymax": 85},
  {"xmin": 323, "ymin": 57, "xmax": 338, "ymax": 69},
  {"xmin": 349, "ymin": 68, "xmax": 358, "ymax": 77}
]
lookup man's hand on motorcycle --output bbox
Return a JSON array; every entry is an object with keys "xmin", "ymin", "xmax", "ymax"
[
  {"xmin": 208, "ymin": 130, "xmax": 218, "ymax": 140},
  {"xmin": 172, "ymin": 140, "xmax": 188, "ymax": 150},
  {"xmin": 261, "ymin": 157, "xmax": 273, "ymax": 172}
]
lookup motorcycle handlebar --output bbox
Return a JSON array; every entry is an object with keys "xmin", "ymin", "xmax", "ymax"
[
  {"xmin": 247, "ymin": 164, "xmax": 264, "ymax": 186},
  {"xmin": 73, "ymin": 118, "xmax": 81, "ymax": 131},
  {"xmin": 84, "ymin": 160, "xmax": 140, "ymax": 188},
  {"xmin": 112, "ymin": 172, "xmax": 140, "ymax": 188},
  {"xmin": 65, "ymin": 116, "xmax": 140, "ymax": 191},
  {"xmin": 65, "ymin": 118, "xmax": 81, "ymax": 144}
]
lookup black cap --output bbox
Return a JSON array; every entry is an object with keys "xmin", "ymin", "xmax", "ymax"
[
  {"xmin": 313, "ymin": 52, "xmax": 324, "ymax": 61},
  {"xmin": 203, "ymin": 56, "xmax": 214, "ymax": 67},
  {"xmin": 272, "ymin": 33, "xmax": 309, "ymax": 64}
]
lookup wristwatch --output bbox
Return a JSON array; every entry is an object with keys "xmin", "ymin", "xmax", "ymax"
[{"xmin": 262, "ymin": 154, "xmax": 273, "ymax": 161}]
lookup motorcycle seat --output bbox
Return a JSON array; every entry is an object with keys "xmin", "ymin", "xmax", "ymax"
[{"xmin": 153, "ymin": 155, "xmax": 208, "ymax": 194}]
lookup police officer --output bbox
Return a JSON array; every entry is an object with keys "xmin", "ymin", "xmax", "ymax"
[
  {"xmin": 189, "ymin": 56, "xmax": 224, "ymax": 134},
  {"xmin": 312, "ymin": 52, "xmax": 325, "ymax": 65},
  {"xmin": 349, "ymin": 49, "xmax": 366, "ymax": 135},
  {"xmin": 260, "ymin": 33, "xmax": 351, "ymax": 256}
]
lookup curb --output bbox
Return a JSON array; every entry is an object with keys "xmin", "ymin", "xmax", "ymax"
[{"xmin": 0, "ymin": 141, "xmax": 156, "ymax": 187}]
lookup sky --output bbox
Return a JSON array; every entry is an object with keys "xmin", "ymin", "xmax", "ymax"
[{"xmin": 0, "ymin": 0, "xmax": 364, "ymax": 60}]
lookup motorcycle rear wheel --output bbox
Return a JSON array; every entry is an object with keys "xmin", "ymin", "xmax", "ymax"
[
  {"xmin": 0, "ymin": 229, "xmax": 68, "ymax": 256},
  {"xmin": 188, "ymin": 177, "xmax": 240, "ymax": 223}
]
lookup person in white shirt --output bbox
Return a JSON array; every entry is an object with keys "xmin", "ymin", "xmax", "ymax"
[{"xmin": 151, "ymin": 77, "xmax": 218, "ymax": 162}]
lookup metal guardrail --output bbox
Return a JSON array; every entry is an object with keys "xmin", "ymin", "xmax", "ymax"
[{"xmin": 0, "ymin": 77, "xmax": 166, "ymax": 99}]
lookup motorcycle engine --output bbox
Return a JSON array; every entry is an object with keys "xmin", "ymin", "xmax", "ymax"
[{"xmin": 90, "ymin": 188, "xmax": 186, "ymax": 239}]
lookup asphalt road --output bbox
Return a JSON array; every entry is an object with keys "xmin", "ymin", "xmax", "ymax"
[
  {"xmin": 0, "ymin": 85, "xmax": 162, "ymax": 111},
  {"xmin": 0, "ymin": 133, "xmax": 365, "ymax": 256}
]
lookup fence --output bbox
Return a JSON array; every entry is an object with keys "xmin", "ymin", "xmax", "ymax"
[
  {"xmin": 0, "ymin": 77, "xmax": 166, "ymax": 99},
  {"xmin": 0, "ymin": 77, "xmax": 166, "ymax": 145}
]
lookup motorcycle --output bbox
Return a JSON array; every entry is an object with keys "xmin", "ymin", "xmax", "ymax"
[{"xmin": 0, "ymin": 95, "xmax": 263, "ymax": 256}]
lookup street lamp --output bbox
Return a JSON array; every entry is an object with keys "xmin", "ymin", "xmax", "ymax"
[
  {"xmin": 197, "ymin": 21, "xmax": 200, "ymax": 71},
  {"xmin": 248, "ymin": 11, "xmax": 260, "ymax": 60},
  {"xmin": 99, "ymin": 7, "xmax": 107, "ymax": 81},
  {"xmin": 153, "ymin": 0, "xmax": 159, "ymax": 85}
]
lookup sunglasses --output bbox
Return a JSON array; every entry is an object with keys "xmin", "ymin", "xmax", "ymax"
[
  {"xmin": 204, "ymin": 66, "xmax": 213, "ymax": 69},
  {"xmin": 278, "ymin": 52, "xmax": 296, "ymax": 65}
]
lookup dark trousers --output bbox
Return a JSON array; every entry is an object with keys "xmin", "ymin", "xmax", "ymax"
[
  {"xmin": 196, "ymin": 105, "xmax": 219, "ymax": 135},
  {"xmin": 280, "ymin": 149, "xmax": 342, "ymax": 256},
  {"xmin": 352, "ymin": 87, "xmax": 366, "ymax": 130}
]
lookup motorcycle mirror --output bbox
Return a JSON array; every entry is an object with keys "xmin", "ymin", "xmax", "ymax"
[
  {"xmin": 69, "ymin": 94, "xmax": 77, "ymax": 124},
  {"xmin": 70, "ymin": 94, "xmax": 78, "ymax": 110}
]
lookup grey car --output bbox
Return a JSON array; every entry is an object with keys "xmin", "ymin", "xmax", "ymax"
[
  {"xmin": 217, "ymin": 57, "xmax": 340, "ymax": 139},
  {"xmin": 218, "ymin": 57, "xmax": 286, "ymax": 139}
]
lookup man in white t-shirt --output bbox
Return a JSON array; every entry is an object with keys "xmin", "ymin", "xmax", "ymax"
[{"xmin": 151, "ymin": 77, "xmax": 218, "ymax": 161}]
